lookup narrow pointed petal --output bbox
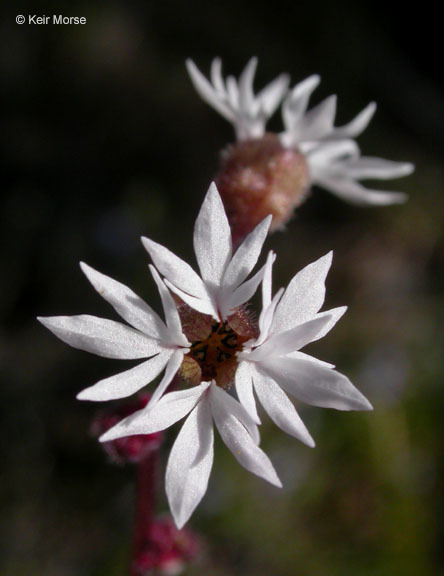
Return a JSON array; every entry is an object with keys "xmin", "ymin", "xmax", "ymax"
[
  {"xmin": 163, "ymin": 279, "xmax": 219, "ymax": 319},
  {"xmin": 307, "ymin": 139, "xmax": 360, "ymax": 169},
  {"xmin": 38, "ymin": 315, "xmax": 161, "ymax": 359},
  {"xmin": 235, "ymin": 361, "xmax": 261, "ymax": 424},
  {"xmin": 247, "ymin": 315, "xmax": 333, "ymax": 361},
  {"xmin": 316, "ymin": 177, "xmax": 408, "ymax": 206},
  {"xmin": 210, "ymin": 385, "xmax": 281, "ymax": 487},
  {"xmin": 256, "ymin": 287, "xmax": 284, "ymax": 346},
  {"xmin": 210, "ymin": 58, "xmax": 225, "ymax": 93},
  {"xmin": 262, "ymin": 357, "xmax": 373, "ymax": 411},
  {"xmin": 333, "ymin": 102, "xmax": 376, "ymax": 138},
  {"xmin": 77, "ymin": 350, "xmax": 172, "ymax": 401},
  {"xmin": 148, "ymin": 349, "xmax": 184, "ymax": 406},
  {"xmin": 141, "ymin": 237, "xmax": 209, "ymax": 301},
  {"xmin": 223, "ymin": 216, "xmax": 271, "ymax": 291},
  {"xmin": 282, "ymin": 74, "xmax": 321, "ymax": 130},
  {"xmin": 298, "ymin": 95, "xmax": 337, "ymax": 141},
  {"xmin": 193, "ymin": 183, "xmax": 232, "ymax": 286},
  {"xmin": 287, "ymin": 350, "xmax": 335, "ymax": 369},
  {"xmin": 253, "ymin": 368, "xmax": 315, "ymax": 447},
  {"xmin": 222, "ymin": 263, "xmax": 266, "ymax": 317},
  {"xmin": 344, "ymin": 158, "xmax": 415, "ymax": 180},
  {"xmin": 186, "ymin": 59, "xmax": 234, "ymax": 121},
  {"xmin": 256, "ymin": 252, "xmax": 280, "ymax": 345},
  {"xmin": 226, "ymin": 76, "xmax": 239, "ymax": 108},
  {"xmin": 310, "ymin": 306, "xmax": 347, "ymax": 341},
  {"xmin": 260, "ymin": 250, "xmax": 275, "ymax": 311},
  {"xmin": 166, "ymin": 399, "xmax": 214, "ymax": 529},
  {"xmin": 238, "ymin": 57, "xmax": 258, "ymax": 112},
  {"xmin": 149, "ymin": 265, "xmax": 188, "ymax": 345},
  {"xmin": 257, "ymin": 73, "xmax": 290, "ymax": 116},
  {"xmin": 270, "ymin": 251, "xmax": 333, "ymax": 333},
  {"xmin": 210, "ymin": 383, "xmax": 260, "ymax": 444},
  {"xmin": 100, "ymin": 382, "xmax": 211, "ymax": 441},
  {"xmin": 80, "ymin": 262, "xmax": 165, "ymax": 338}
]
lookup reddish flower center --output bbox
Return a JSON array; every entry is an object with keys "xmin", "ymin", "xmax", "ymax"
[{"xmin": 188, "ymin": 321, "xmax": 247, "ymax": 385}]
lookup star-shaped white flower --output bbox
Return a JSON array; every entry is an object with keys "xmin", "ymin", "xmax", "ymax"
[
  {"xmin": 235, "ymin": 251, "xmax": 372, "ymax": 444},
  {"xmin": 142, "ymin": 182, "xmax": 272, "ymax": 321},
  {"xmin": 186, "ymin": 57, "xmax": 289, "ymax": 141},
  {"xmin": 187, "ymin": 58, "xmax": 414, "ymax": 207},
  {"xmin": 100, "ymin": 380, "xmax": 282, "ymax": 529},
  {"xmin": 38, "ymin": 264, "xmax": 190, "ymax": 405}
]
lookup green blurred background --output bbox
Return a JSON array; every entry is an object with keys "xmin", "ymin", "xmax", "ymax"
[{"xmin": 1, "ymin": 1, "xmax": 443, "ymax": 574}]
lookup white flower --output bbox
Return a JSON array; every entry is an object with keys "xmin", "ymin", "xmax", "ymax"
[
  {"xmin": 235, "ymin": 251, "xmax": 372, "ymax": 444},
  {"xmin": 186, "ymin": 57, "xmax": 289, "ymax": 141},
  {"xmin": 38, "ymin": 264, "xmax": 190, "ymax": 405},
  {"xmin": 100, "ymin": 380, "xmax": 282, "ymax": 529},
  {"xmin": 187, "ymin": 58, "xmax": 414, "ymax": 206},
  {"xmin": 142, "ymin": 182, "xmax": 271, "ymax": 321}
]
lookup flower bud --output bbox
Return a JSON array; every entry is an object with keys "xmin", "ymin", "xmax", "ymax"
[
  {"xmin": 132, "ymin": 516, "xmax": 199, "ymax": 575},
  {"xmin": 92, "ymin": 394, "xmax": 163, "ymax": 465},
  {"xmin": 216, "ymin": 133, "xmax": 309, "ymax": 245}
]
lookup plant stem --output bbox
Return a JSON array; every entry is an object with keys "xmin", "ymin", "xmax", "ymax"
[{"xmin": 130, "ymin": 450, "xmax": 158, "ymax": 576}]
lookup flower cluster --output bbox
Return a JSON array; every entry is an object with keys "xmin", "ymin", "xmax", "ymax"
[
  {"xmin": 187, "ymin": 58, "xmax": 414, "ymax": 238},
  {"xmin": 39, "ymin": 183, "xmax": 371, "ymax": 528}
]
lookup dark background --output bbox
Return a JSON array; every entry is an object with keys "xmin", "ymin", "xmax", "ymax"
[{"xmin": 1, "ymin": 1, "xmax": 443, "ymax": 575}]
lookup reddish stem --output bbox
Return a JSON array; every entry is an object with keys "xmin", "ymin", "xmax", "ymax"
[{"xmin": 130, "ymin": 450, "xmax": 157, "ymax": 576}]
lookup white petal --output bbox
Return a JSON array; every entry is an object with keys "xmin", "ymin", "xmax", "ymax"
[
  {"xmin": 343, "ymin": 157, "xmax": 415, "ymax": 180},
  {"xmin": 80, "ymin": 262, "xmax": 165, "ymax": 338},
  {"xmin": 186, "ymin": 59, "xmax": 234, "ymax": 121},
  {"xmin": 297, "ymin": 95, "xmax": 337, "ymax": 141},
  {"xmin": 286, "ymin": 350, "xmax": 335, "ymax": 369},
  {"xmin": 282, "ymin": 75, "xmax": 321, "ymax": 131},
  {"xmin": 141, "ymin": 237, "xmax": 209, "ymax": 300},
  {"xmin": 210, "ymin": 58, "xmax": 225, "ymax": 93},
  {"xmin": 226, "ymin": 75, "xmax": 239, "ymax": 109},
  {"xmin": 193, "ymin": 182, "xmax": 232, "ymax": 286},
  {"xmin": 261, "ymin": 357, "xmax": 373, "ymax": 411},
  {"xmin": 235, "ymin": 361, "xmax": 261, "ymax": 424},
  {"xmin": 38, "ymin": 315, "xmax": 161, "ymax": 359},
  {"xmin": 164, "ymin": 279, "xmax": 219, "ymax": 318},
  {"xmin": 332, "ymin": 102, "xmax": 376, "ymax": 138},
  {"xmin": 247, "ymin": 315, "xmax": 333, "ymax": 361},
  {"xmin": 256, "ymin": 287, "xmax": 284, "ymax": 346},
  {"xmin": 210, "ymin": 384, "xmax": 281, "ymax": 487},
  {"xmin": 77, "ymin": 350, "xmax": 172, "ymax": 401},
  {"xmin": 222, "ymin": 216, "xmax": 271, "ymax": 291},
  {"xmin": 260, "ymin": 250, "xmax": 275, "ymax": 311},
  {"xmin": 238, "ymin": 57, "xmax": 258, "ymax": 113},
  {"xmin": 221, "ymin": 262, "xmax": 266, "ymax": 317},
  {"xmin": 316, "ymin": 177, "xmax": 408, "ymax": 206},
  {"xmin": 166, "ymin": 399, "xmax": 214, "ymax": 529},
  {"xmin": 270, "ymin": 251, "xmax": 332, "ymax": 334},
  {"xmin": 307, "ymin": 139, "xmax": 360, "ymax": 171},
  {"xmin": 253, "ymin": 367, "xmax": 315, "ymax": 447},
  {"xmin": 99, "ymin": 381, "xmax": 211, "ymax": 441},
  {"xmin": 148, "ymin": 349, "xmax": 184, "ymax": 406},
  {"xmin": 310, "ymin": 306, "xmax": 347, "ymax": 341},
  {"xmin": 210, "ymin": 383, "xmax": 260, "ymax": 444},
  {"xmin": 149, "ymin": 265, "xmax": 188, "ymax": 346},
  {"xmin": 257, "ymin": 73, "xmax": 290, "ymax": 116}
]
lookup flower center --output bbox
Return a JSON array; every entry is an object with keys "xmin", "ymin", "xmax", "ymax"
[{"xmin": 187, "ymin": 321, "xmax": 247, "ymax": 387}]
